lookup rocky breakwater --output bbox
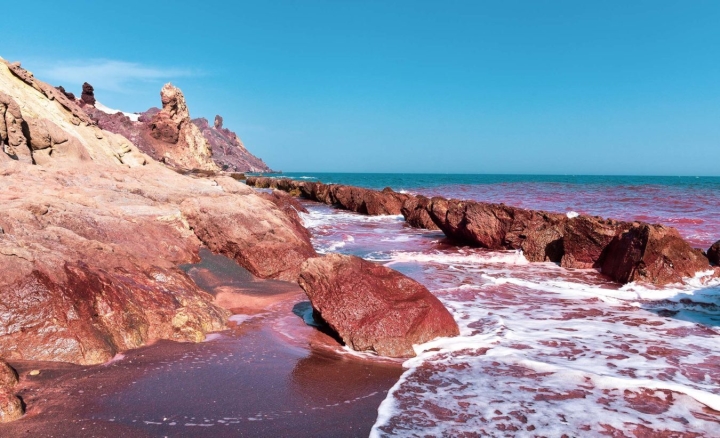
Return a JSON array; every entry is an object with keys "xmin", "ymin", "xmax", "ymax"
[
  {"xmin": 246, "ymin": 176, "xmax": 714, "ymax": 286},
  {"xmin": 426, "ymin": 198, "xmax": 713, "ymax": 286},
  {"xmin": 298, "ymin": 254, "xmax": 459, "ymax": 357},
  {"xmin": 246, "ymin": 176, "xmax": 411, "ymax": 215},
  {"xmin": 0, "ymin": 54, "xmax": 317, "ymax": 424}
]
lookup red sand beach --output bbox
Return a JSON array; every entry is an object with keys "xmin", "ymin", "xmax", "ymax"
[{"xmin": 0, "ymin": 250, "xmax": 403, "ymax": 437}]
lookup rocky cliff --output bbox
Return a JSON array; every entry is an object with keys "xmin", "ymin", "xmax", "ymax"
[
  {"xmin": 0, "ymin": 56, "xmax": 315, "ymax": 370},
  {"xmin": 81, "ymin": 84, "xmax": 272, "ymax": 172}
]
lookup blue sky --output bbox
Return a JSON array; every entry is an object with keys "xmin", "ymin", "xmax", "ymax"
[{"xmin": 2, "ymin": 1, "xmax": 719, "ymax": 175}]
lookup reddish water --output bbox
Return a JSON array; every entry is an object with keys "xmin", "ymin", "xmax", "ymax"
[{"xmin": 297, "ymin": 177, "xmax": 720, "ymax": 436}]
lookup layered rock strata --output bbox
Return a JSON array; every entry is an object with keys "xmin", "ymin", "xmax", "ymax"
[
  {"xmin": 246, "ymin": 176, "xmax": 714, "ymax": 286},
  {"xmin": 298, "ymin": 254, "xmax": 460, "ymax": 357}
]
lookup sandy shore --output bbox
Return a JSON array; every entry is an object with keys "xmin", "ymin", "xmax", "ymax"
[{"xmin": 0, "ymin": 250, "xmax": 403, "ymax": 437}]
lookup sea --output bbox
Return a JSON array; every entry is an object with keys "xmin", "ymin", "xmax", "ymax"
[{"xmin": 276, "ymin": 172, "xmax": 720, "ymax": 436}]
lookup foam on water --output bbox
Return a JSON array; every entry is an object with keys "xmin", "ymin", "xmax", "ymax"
[{"xmin": 296, "ymin": 187, "xmax": 720, "ymax": 436}]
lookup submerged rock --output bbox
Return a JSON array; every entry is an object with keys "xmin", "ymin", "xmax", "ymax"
[{"xmin": 298, "ymin": 254, "xmax": 460, "ymax": 358}]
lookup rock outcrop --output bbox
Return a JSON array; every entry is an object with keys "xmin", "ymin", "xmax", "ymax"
[
  {"xmin": 708, "ymin": 240, "xmax": 720, "ymax": 266},
  {"xmin": 81, "ymin": 82, "xmax": 95, "ymax": 106},
  {"xmin": 192, "ymin": 115, "xmax": 273, "ymax": 172},
  {"xmin": 0, "ymin": 60, "xmax": 148, "ymax": 168},
  {"xmin": 0, "ymin": 360, "xmax": 22, "ymax": 423},
  {"xmin": 298, "ymin": 254, "xmax": 460, "ymax": 357},
  {"xmin": 401, "ymin": 195, "xmax": 440, "ymax": 230},
  {"xmin": 0, "ymin": 56, "xmax": 317, "ymax": 368},
  {"xmin": 247, "ymin": 176, "xmax": 715, "ymax": 286},
  {"xmin": 81, "ymin": 86, "xmax": 272, "ymax": 172},
  {"xmin": 427, "ymin": 197, "xmax": 711, "ymax": 285},
  {"xmin": 246, "ymin": 176, "xmax": 411, "ymax": 216}
]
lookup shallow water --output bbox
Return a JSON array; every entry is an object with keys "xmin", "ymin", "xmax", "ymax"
[{"xmin": 292, "ymin": 175, "xmax": 720, "ymax": 436}]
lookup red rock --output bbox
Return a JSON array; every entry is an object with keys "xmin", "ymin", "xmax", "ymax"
[
  {"xmin": 560, "ymin": 216, "xmax": 627, "ymax": 268},
  {"xmin": 191, "ymin": 116, "xmax": 273, "ymax": 172},
  {"xmin": 55, "ymin": 85, "xmax": 75, "ymax": 101},
  {"xmin": 0, "ymin": 389, "xmax": 23, "ymax": 423},
  {"xmin": 601, "ymin": 224, "xmax": 711, "ymax": 285},
  {"xmin": 81, "ymin": 82, "xmax": 95, "ymax": 106},
  {"xmin": 708, "ymin": 240, "xmax": 720, "ymax": 265},
  {"xmin": 401, "ymin": 195, "xmax": 440, "ymax": 230},
  {"xmin": 180, "ymin": 192, "xmax": 316, "ymax": 282},
  {"xmin": 298, "ymin": 254, "xmax": 460, "ymax": 357},
  {"xmin": 0, "ymin": 361, "xmax": 17, "ymax": 388},
  {"xmin": 259, "ymin": 189, "xmax": 311, "ymax": 240}
]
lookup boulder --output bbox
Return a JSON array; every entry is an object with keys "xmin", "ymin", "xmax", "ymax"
[
  {"xmin": 0, "ymin": 390, "xmax": 23, "ymax": 423},
  {"xmin": 298, "ymin": 254, "xmax": 459, "ymax": 357},
  {"xmin": 0, "ymin": 361, "xmax": 17, "ymax": 388},
  {"xmin": 601, "ymin": 224, "xmax": 711, "ymax": 285},
  {"xmin": 708, "ymin": 240, "xmax": 720, "ymax": 266},
  {"xmin": 81, "ymin": 82, "xmax": 95, "ymax": 106},
  {"xmin": 180, "ymin": 191, "xmax": 316, "ymax": 282},
  {"xmin": 0, "ymin": 360, "xmax": 22, "ymax": 423},
  {"xmin": 401, "ymin": 195, "xmax": 439, "ymax": 230}
]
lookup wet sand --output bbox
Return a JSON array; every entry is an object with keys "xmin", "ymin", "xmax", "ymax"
[{"xmin": 0, "ymin": 249, "xmax": 403, "ymax": 437}]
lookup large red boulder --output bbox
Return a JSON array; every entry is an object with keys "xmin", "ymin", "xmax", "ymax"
[
  {"xmin": 298, "ymin": 254, "xmax": 459, "ymax": 357},
  {"xmin": 601, "ymin": 224, "xmax": 711, "ymax": 285},
  {"xmin": 259, "ymin": 189, "xmax": 311, "ymax": 240}
]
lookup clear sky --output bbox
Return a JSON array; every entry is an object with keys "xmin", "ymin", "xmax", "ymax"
[{"xmin": 2, "ymin": 1, "xmax": 719, "ymax": 175}]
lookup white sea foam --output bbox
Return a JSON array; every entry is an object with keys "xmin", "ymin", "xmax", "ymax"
[{"xmin": 566, "ymin": 210, "xmax": 580, "ymax": 218}]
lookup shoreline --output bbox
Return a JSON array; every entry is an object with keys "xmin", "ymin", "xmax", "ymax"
[{"xmin": 0, "ymin": 250, "xmax": 404, "ymax": 437}]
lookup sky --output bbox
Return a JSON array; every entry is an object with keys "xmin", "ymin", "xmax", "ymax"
[{"xmin": 2, "ymin": 1, "xmax": 719, "ymax": 175}]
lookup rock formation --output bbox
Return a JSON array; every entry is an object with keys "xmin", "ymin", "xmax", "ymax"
[
  {"xmin": 298, "ymin": 254, "xmax": 460, "ymax": 357},
  {"xmin": 708, "ymin": 240, "xmax": 720, "ymax": 266},
  {"xmin": 192, "ymin": 115, "xmax": 273, "ymax": 172},
  {"xmin": 81, "ymin": 82, "xmax": 95, "ymax": 106},
  {"xmin": 246, "ymin": 176, "xmax": 715, "ymax": 286},
  {"xmin": 81, "ymin": 85, "xmax": 272, "ymax": 172},
  {"xmin": 0, "ymin": 360, "xmax": 22, "ymax": 423},
  {"xmin": 0, "ymin": 56, "xmax": 316, "ymax": 371},
  {"xmin": 246, "ymin": 176, "xmax": 411, "ymax": 216},
  {"xmin": 401, "ymin": 195, "xmax": 440, "ymax": 230}
]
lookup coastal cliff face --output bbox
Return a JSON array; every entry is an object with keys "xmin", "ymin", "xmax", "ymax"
[
  {"xmin": 192, "ymin": 115, "xmax": 273, "ymax": 172},
  {"xmin": 82, "ymin": 85, "xmax": 273, "ymax": 173},
  {"xmin": 0, "ymin": 57, "xmax": 316, "ymax": 371}
]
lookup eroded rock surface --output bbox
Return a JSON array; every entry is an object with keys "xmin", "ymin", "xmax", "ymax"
[
  {"xmin": 192, "ymin": 115, "xmax": 273, "ymax": 172},
  {"xmin": 0, "ymin": 360, "xmax": 22, "ymax": 423},
  {"xmin": 298, "ymin": 254, "xmax": 460, "ymax": 357}
]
